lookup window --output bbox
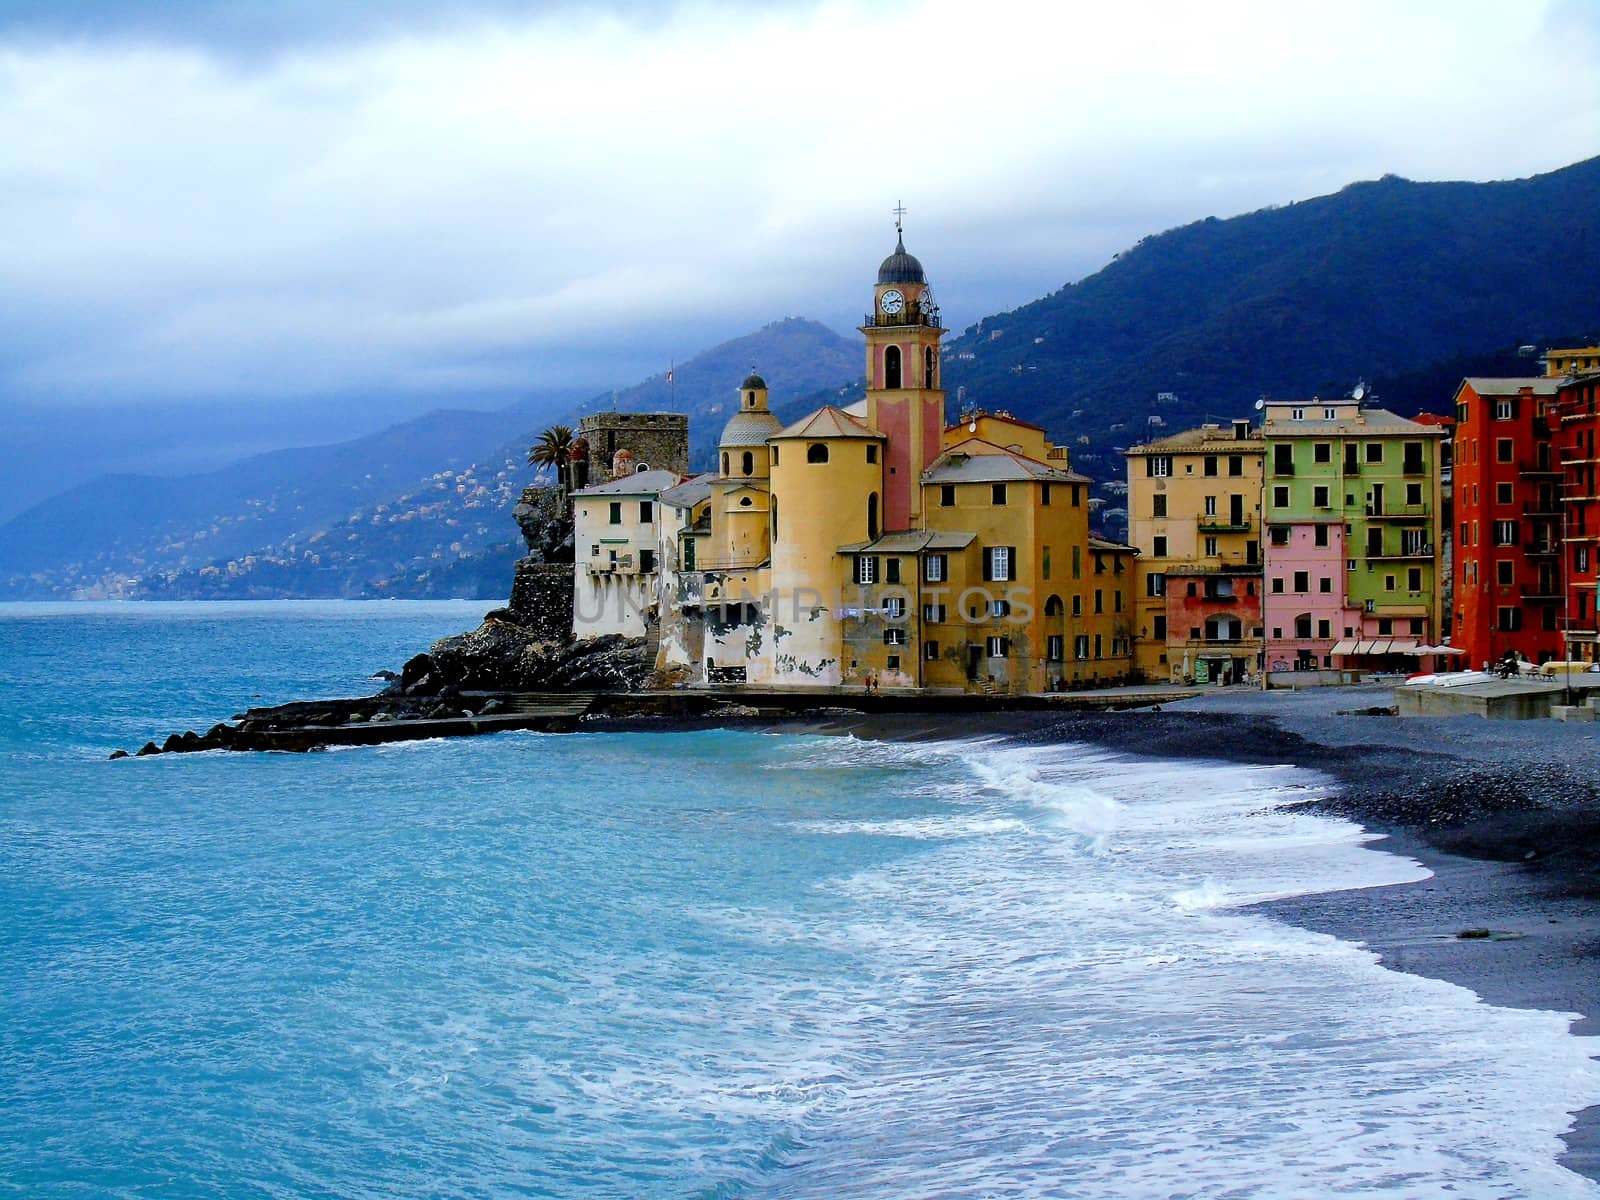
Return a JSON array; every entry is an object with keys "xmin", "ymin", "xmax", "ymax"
[
  {"xmin": 807, "ymin": 443, "xmax": 829, "ymax": 464},
  {"xmin": 1204, "ymin": 495, "xmax": 1218, "ymax": 517},
  {"xmin": 1149, "ymin": 455, "xmax": 1172, "ymax": 477},
  {"xmin": 1498, "ymin": 606, "xmax": 1523, "ymax": 632},
  {"xmin": 1496, "ymin": 439, "xmax": 1513, "ymax": 464},
  {"xmin": 1074, "ymin": 635, "xmax": 1089, "ymax": 660},
  {"xmin": 992, "ymin": 483, "xmax": 1008, "ymax": 505},
  {"xmin": 1271, "ymin": 577, "xmax": 1284, "ymax": 594},
  {"xmin": 1273, "ymin": 445, "xmax": 1293, "ymax": 474},
  {"xmin": 990, "ymin": 599, "xmax": 1011, "ymax": 618},
  {"xmin": 1323, "ymin": 407, "xmax": 1336, "ymax": 420},
  {"xmin": 1402, "ymin": 528, "xmax": 1427, "ymax": 555},
  {"xmin": 1578, "ymin": 547, "xmax": 1591, "ymax": 574},
  {"xmin": 924, "ymin": 554, "xmax": 947, "ymax": 583},
  {"xmin": 1386, "ymin": 574, "xmax": 1396, "ymax": 591},
  {"xmin": 1493, "ymin": 520, "xmax": 1517, "ymax": 546},
  {"xmin": 1152, "ymin": 616, "xmax": 1166, "ymax": 639},
  {"xmin": 1495, "ymin": 560, "xmax": 1514, "ymax": 586},
  {"xmin": 1314, "ymin": 442, "xmax": 1331, "ymax": 464},
  {"xmin": 1408, "ymin": 567, "xmax": 1423, "ymax": 591},
  {"xmin": 866, "ymin": 444, "xmax": 878, "ymax": 463},
  {"xmin": 1072, "ymin": 546, "xmax": 1081, "ymax": 579},
  {"xmin": 639, "ymin": 500, "xmax": 654, "ymax": 523},
  {"xmin": 1204, "ymin": 536, "xmax": 1218, "ymax": 556},
  {"xmin": 1314, "ymin": 525, "xmax": 1329, "ymax": 547},
  {"xmin": 984, "ymin": 546, "xmax": 1015, "ymax": 581},
  {"xmin": 681, "ymin": 536, "xmax": 696, "ymax": 570},
  {"xmin": 1042, "ymin": 484, "xmax": 1052, "ymax": 506},
  {"xmin": 1366, "ymin": 442, "xmax": 1383, "ymax": 464},
  {"xmin": 1094, "ymin": 634, "xmax": 1103, "ymax": 659},
  {"xmin": 637, "ymin": 548, "xmax": 654, "ymax": 573},
  {"xmin": 1269, "ymin": 525, "xmax": 1290, "ymax": 546},
  {"xmin": 885, "ymin": 557, "xmax": 901, "ymax": 584},
  {"xmin": 771, "ymin": 446, "xmax": 779, "ymax": 466},
  {"xmin": 721, "ymin": 452, "xmax": 729, "ymax": 474},
  {"xmin": 1115, "ymin": 590, "xmax": 1123, "ymax": 612},
  {"xmin": 1313, "ymin": 485, "xmax": 1329, "ymax": 507},
  {"xmin": 884, "ymin": 345, "xmax": 901, "ymax": 388},
  {"xmin": 1047, "ymin": 635, "xmax": 1064, "ymax": 662},
  {"xmin": 1094, "ymin": 589, "xmax": 1104, "ymax": 614},
  {"xmin": 1314, "ymin": 575, "xmax": 1331, "ymax": 595},
  {"xmin": 1293, "ymin": 570, "xmax": 1309, "ymax": 593},
  {"xmin": 1272, "ymin": 485, "xmax": 1289, "ymax": 508},
  {"xmin": 925, "ymin": 347, "xmax": 936, "ymax": 387},
  {"xmin": 883, "ymin": 628, "xmax": 907, "ymax": 646},
  {"xmin": 1146, "ymin": 573, "xmax": 1165, "ymax": 597},
  {"xmin": 1228, "ymin": 455, "xmax": 1243, "ymax": 477},
  {"xmin": 1152, "ymin": 536, "xmax": 1168, "ymax": 557},
  {"xmin": 986, "ymin": 636, "xmax": 1009, "ymax": 658},
  {"xmin": 1495, "ymin": 398, "xmax": 1513, "ymax": 420},
  {"xmin": 886, "ymin": 655, "xmax": 900, "ymax": 671},
  {"xmin": 609, "ymin": 501, "xmax": 622, "ymax": 525},
  {"xmin": 1291, "ymin": 408, "xmax": 1305, "ymax": 420},
  {"xmin": 1204, "ymin": 455, "xmax": 1218, "ymax": 477},
  {"xmin": 940, "ymin": 484, "xmax": 955, "ymax": 507},
  {"xmin": 1317, "ymin": 619, "xmax": 1331, "ymax": 639},
  {"xmin": 1408, "ymin": 482, "xmax": 1424, "ymax": 506},
  {"xmin": 741, "ymin": 451, "xmax": 753, "ymax": 475},
  {"xmin": 1072, "ymin": 595, "xmax": 1082, "ymax": 617},
  {"xmin": 855, "ymin": 556, "xmax": 877, "ymax": 584},
  {"xmin": 1295, "ymin": 614, "xmax": 1312, "ymax": 638},
  {"xmin": 884, "ymin": 596, "xmax": 906, "ymax": 619},
  {"xmin": 1495, "ymin": 483, "xmax": 1512, "ymax": 506},
  {"xmin": 924, "ymin": 640, "xmax": 940, "ymax": 661},
  {"xmin": 923, "ymin": 603, "xmax": 946, "ymax": 622}
]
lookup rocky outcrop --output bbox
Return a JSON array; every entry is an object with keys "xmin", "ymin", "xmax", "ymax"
[
  {"xmin": 512, "ymin": 484, "xmax": 573, "ymax": 563},
  {"xmin": 412, "ymin": 619, "xmax": 653, "ymax": 694}
]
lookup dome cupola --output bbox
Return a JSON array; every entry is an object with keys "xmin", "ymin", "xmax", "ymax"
[{"xmin": 876, "ymin": 232, "xmax": 925, "ymax": 285}]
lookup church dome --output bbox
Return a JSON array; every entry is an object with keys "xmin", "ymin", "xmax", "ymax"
[
  {"xmin": 741, "ymin": 372, "xmax": 767, "ymax": 390},
  {"xmin": 877, "ymin": 233, "xmax": 926, "ymax": 285},
  {"xmin": 720, "ymin": 409, "xmax": 783, "ymax": 448}
]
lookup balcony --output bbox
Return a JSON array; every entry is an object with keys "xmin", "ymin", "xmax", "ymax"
[
  {"xmin": 1270, "ymin": 463, "xmax": 1295, "ymax": 477},
  {"xmin": 861, "ymin": 308, "xmax": 943, "ymax": 330},
  {"xmin": 1402, "ymin": 461, "xmax": 1428, "ymax": 476},
  {"xmin": 1196, "ymin": 520, "xmax": 1253, "ymax": 533},
  {"xmin": 1365, "ymin": 504, "xmax": 1430, "ymax": 520},
  {"xmin": 1522, "ymin": 459, "xmax": 1565, "ymax": 476},
  {"xmin": 1522, "ymin": 583, "xmax": 1563, "ymax": 601},
  {"xmin": 1524, "ymin": 542, "xmax": 1561, "ymax": 556},
  {"xmin": 1523, "ymin": 499, "xmax": 1563, "ymax": 516},
  {"xmin": 1366, "ymin": 546, "xmax": 1434, "ymax": 560}
]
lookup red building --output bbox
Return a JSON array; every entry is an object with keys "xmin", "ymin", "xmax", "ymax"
[{"xmin": 1452, "ymin": 377, "xmax": 1566, "ymax": 667}]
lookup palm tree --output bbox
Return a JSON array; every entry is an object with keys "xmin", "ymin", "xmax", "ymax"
[{"xmin": 528, "ymin": 425, "xmax": 575, "ymax": 492}]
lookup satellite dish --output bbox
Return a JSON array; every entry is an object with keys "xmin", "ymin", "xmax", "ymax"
[
  {"xmin": 968, "ymin": 420, "xmax": 977, "ymax": 432},
  {"xmin": 1253, "ymin": 398, "xmax": 1265, "ymax": 411},
  {"xmin": 1352, "ymin": 383, "xmax": 1367, "ymax": 402}
]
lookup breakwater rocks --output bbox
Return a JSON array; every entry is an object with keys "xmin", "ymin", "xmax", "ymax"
[{"xmin": 417, "ymin": 620, "xmax": 654, "ymax": 694}]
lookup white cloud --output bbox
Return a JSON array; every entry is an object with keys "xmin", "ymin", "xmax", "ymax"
[{"xmin": 0, "ymin": 0, "xmax": 1594, "ymax": 406}]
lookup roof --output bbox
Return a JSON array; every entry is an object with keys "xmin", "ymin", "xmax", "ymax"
[
  {"xmin": 740, "ymin": 372, "xmax": 767, "ymax": 390},
  {"xmin": 1088, "ymin": 536, "xmax": 1136, "ymax": 554},
  {"xmin": 838, "ymin": 531, "xmax": 977, "ymax": 554},
  {"xmin": 877, "ymin": 232, "xmax": 926, "ymax": 285},
  {"xmin": 947, "ymin": 410, "xmax": 1047, "ymax": 434},
  {"xmin": 1125, "ymin": 423, "xmax": 1263, "ymax": 454},
  {"xmin": 772, "ymin": 405, "xmax": 883, "ymax": 440},
  {"xmin": 572, "ymin": 469, "xmax": 681, "ymax": 497},
  {"xmin": 1458, "ymin": 377, "xmax": 1565, "ymax": 397},
  {"xmin": 842, "ymin": 398, "xmax": 868, "ymax": 418},
  {"xmin": 923, "ymin": 440, "xmax": 1090, "ymax": 485},
  {"xmin": 719, "ymin": 409, "xmax": 784, "ymax": 447},
  {"xmin": 1331, "ymin": 638, "xmax": 1419, "ymax": 656},
  {"xmin": 1260, "ymin": 406, "xmax": 1446, "ymax": 438},
  {"xmin": 659, "ymin": 472, "xmax": 717, "ymax": 510}
]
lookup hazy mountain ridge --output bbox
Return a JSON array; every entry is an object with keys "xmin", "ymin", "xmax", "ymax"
[{"xmin": 17, "ymin": 319, "xmax": 860, "ymax": 600}]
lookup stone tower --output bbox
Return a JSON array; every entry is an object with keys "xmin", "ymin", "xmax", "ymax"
[{"xmin": 578, "ymin": 412, "xmax": 689, "ymax": 484}]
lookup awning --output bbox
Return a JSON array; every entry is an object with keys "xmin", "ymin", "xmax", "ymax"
[
  {"xmin": 1330, "ymin": 640, "xmax": 1358, "ymax": 655},
  {"xmin": 1353, "ymin": 640, "xmax": 1380, "ymax": 654},
  {"xmin": 1388, "ymin": 639, "xmax": 1419, "ymax": 653}
]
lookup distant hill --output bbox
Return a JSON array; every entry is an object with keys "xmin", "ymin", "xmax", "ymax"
[
  {"xmin": 1, "ymin": 319, "xmax": 860, "ymax": 599},
  {"xmin": 938, "ymin": 157, "xmax": 1600, "ymax": 500}
]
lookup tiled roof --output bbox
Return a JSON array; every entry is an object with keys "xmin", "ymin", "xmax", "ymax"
[
  {"xmin": 719, "ymin": 410, "xmax": 784, "ymax": 447},
  {"xmin": 1459, "ymin": 377, "xmax": 1565, "ymax": 396},
  {"xmin": 838, "ymin": 531, "xmax": 977, "ymax": 554},
  {"xmin": 772, "ymin": 405, "xmax": 883, "ymax": 440},
  {"xmin": 923, "ymin": 440, "xmax": 1090, "ymax": 484},
  {"xmin": 572, "ymin": 469, "xmax": 681, "ymax": 497},
  {"xmin": 1261, "ymin": 407, "xmax": 1446, "ymax": 437},
  {"xmin": 1125, "ymin": 423, "xmax": 1262, "ymax": 454},
  {"xmin": 659, "ymin": 472, "xmax": 717, "ymax": 509}
]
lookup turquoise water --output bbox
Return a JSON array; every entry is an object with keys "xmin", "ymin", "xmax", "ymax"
[{"xmin": 3, "ymin": 602, "xmax": 1599, "ymax": 1198}]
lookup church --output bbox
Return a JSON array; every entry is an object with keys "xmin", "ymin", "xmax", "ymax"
[{"xmin": 570, "ymin": 225, "xmax": 1136, "ymax": 694}]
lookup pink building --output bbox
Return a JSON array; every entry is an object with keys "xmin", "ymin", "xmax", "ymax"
[{"xmin": 1261, "ymin": 522, "xmax": 1360, "ymax": 672}]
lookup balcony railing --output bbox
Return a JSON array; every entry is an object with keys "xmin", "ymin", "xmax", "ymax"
[
  {"xmin": 1524, "ymin": 542, "xmax": 1561, "ymax": 556},
  {"xmin": 1366, "ymin": 546, "xmax": 1434, "ymax": 560},
  {"xmin": 1522, "ymin": 583, "xmax": 1563, "ymax": 601},
  {"xmin": 1197, "ymin": 520, "xmax": 1253, "ymax": 533},
  {"xmin": 1523, "ymin": 460, "xmax": 1565, "ymax": 476},
  {"xmin": 861, "ymin": 309, "xmax": 943, "ymax": 330},
  {"xmin": 1523, "ymin": 500, "xmax": 1563, "ymax": 516},
  {"xmin": 1365, "ymin": 504, "xmax": 1430, "ymax": 520}
]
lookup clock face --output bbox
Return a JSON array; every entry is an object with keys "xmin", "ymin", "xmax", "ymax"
[{"xmin": 880, "ymin": 289, "xmax": 904, "ymax": 315}]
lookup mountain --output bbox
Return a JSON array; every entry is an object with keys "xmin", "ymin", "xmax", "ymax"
[
  {"xmin": 937, "ymin": 157, "xmax": 1600, "ymax": 496},
  {"xmin": 0, "ymin": 319, "xmax": 859, "ymax": 599}
]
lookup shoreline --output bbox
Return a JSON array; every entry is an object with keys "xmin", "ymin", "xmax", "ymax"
[{"xmin": 591, "ymin": 686, "xmax": 1600, "ymax": 1180}]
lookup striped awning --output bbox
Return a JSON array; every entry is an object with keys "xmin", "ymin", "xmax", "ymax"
[{"xmin": 1330, "ymin": 640, "xmax": 1358, "ymax": 655}]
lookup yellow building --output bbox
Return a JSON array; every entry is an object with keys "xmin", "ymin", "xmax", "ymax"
[
  {"xmin": 1125, "ymin": 420, "xmax": 1265, "ymax": 683},
  {"xmin": 637, "ymin": 224, "xmax": 1131, "ymax": 693}
]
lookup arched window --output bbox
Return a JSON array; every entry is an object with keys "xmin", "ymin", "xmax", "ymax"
[
  {"xmin": 867, "ymin": 492, "xmax": 879, "ymax": 540},
  {"xmin": 739, "ymin": 496, "xmax": 753, "ymax": 507},
  {"xmin": 746, "ymin": 390, "xmax": 756, "ymax": 408},
  {"xmin": 721, "ymin": 451, "xmax": 729, "ymax": 474},
  {"xmin": 1044, "ymin": 594, "xmax": 1064, "ymax": 616},
  {"xmin": 884, "ymin": 346, "xmax": 902, "ymax": 389},
  {"xmin": 925, "ymin": 348, "xmax": 936, "ymax": 387},
  {"xmin": 742, "ymin": 450, "xmax": 753, "ymax": 475},
  {"xmin": 771, "ymin": 497, "xmax": 779, "ymax": 543},
  {"xmin": 807, "ymin": 443, "xmax": 829, "ymax": 464}
]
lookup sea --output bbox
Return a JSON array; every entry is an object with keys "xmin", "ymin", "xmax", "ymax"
[{"xmin": 3, "ymin": 600, "xmax": 1599, "ymax": 1199}]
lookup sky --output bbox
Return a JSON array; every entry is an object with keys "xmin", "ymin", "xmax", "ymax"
[{"xmin": 1, "ymin": 0, "xmax": 1598, "ymax": 504}]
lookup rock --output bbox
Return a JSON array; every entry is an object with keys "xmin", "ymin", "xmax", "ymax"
[
  {"xmin": 109, "ymin": 749, "xmax": 129, "ymax": 760},
  {"xmin": 400, "ymin": 652, "xmax": 437, "ymax": 691},
  {"xmin": 478, "ymin": 698, "xmax": 506, "ymax": 714},
  {"xmin": 512, "ymin": 484, "xmax": 574, "ymax": 562},
  {"xmin": 371, "ymin": 669, "xmax": 399, "ymax": 681},
  {"xmin": 135, "ymin": 742, "xmax": 162, "ymax": 757}
]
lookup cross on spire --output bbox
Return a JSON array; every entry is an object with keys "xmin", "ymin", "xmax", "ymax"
[{"xmin": 893, "ymin": 202, "xmax": 907, "ymax": 234}]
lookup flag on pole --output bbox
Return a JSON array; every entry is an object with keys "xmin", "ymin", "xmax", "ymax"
[{"xmin": 666, "ymin": 368, "xmax": 673, "ymax": 383}]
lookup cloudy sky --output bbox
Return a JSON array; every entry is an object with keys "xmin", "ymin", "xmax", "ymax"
[{"xmin": 2, "ymin": 0, "xmax": 1597, "ymax": 503}]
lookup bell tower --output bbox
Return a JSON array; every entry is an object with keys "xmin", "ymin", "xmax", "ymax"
[{"xmin": 863, "ymin": 206, "xmax": 946, "ymax": 532}]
